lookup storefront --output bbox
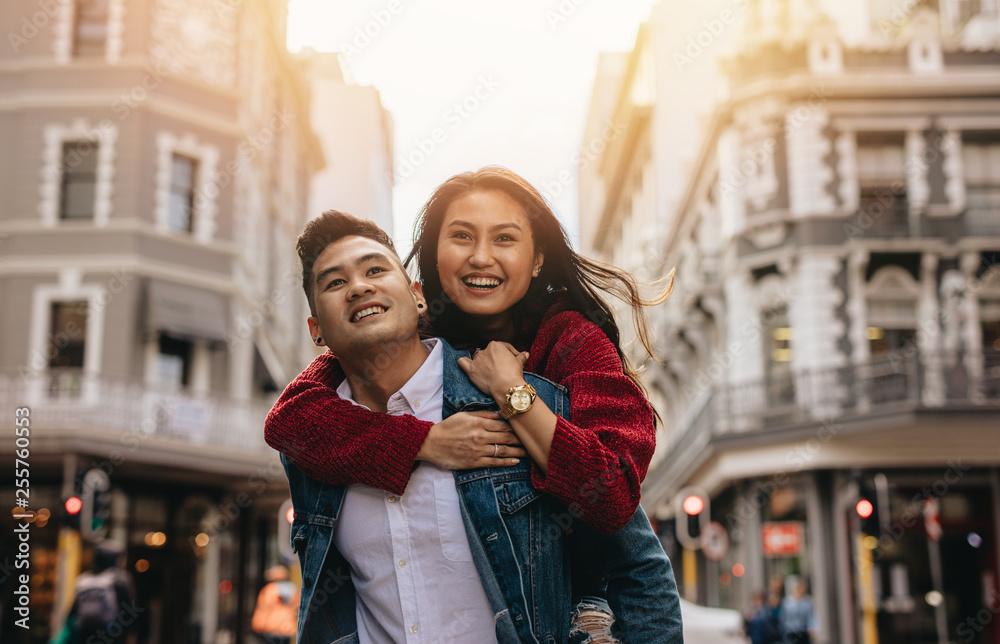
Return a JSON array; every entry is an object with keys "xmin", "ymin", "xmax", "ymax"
[
  {"xmin": 0, "ymin": 465, "xmax": 286, "ymax": 644},
  {"xmin": 665, "ymin": 467, "xmax": 1000, "ymax": 644}
]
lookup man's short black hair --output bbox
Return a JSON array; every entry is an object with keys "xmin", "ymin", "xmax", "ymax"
[{"xmin": 297, "ymin": 210, "xmax": 400, "ymax": 316}]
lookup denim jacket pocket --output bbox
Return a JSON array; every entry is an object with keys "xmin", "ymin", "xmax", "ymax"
[{"xmin": 493, "ymin": 471, "xmax": 542, "ymax": 514}]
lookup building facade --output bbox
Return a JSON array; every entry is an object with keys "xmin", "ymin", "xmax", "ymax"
[
  {"xmin": 0, "ymin": 0, "xmax": 325, "ymax": 642},
  {"xmin": 296, "ymin": 50, "xmax": 394, "ymax": 236},
  {"xmin": 584, "ymin": 1, "xmax": 1000, "ymax": 642}
]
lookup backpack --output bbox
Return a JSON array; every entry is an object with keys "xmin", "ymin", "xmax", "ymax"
[{"xmin": 74, "ymin": 570, "xmax": 119, "ymax": 630}]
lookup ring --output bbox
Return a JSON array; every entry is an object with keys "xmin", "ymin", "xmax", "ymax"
[{"xmin": 493, "ymin": 444, "xmax": 499, "ymax": 458}]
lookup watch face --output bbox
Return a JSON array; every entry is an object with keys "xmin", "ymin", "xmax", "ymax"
[{"xmin": 512, "ymin": 390, "xmax": 531, "ymax": 411}]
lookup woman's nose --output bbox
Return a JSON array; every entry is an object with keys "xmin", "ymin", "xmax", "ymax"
[{"xmin": 470, "ymin": 240, "xmax": 493, "ymax": 266}]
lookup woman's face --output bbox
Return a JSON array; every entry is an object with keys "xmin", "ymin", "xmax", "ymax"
[{"xmin": 436, "ymin": 189, "xmax": 543, "ymax": 323}]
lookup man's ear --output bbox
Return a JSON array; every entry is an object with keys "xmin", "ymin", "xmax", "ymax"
[
  {"xmin": 411, "ymin": 280, "xmax": 426, "ymax": 310},
  {"xmin": 307, "ymin": 316, "xmax": 325, "ymax": 346}
]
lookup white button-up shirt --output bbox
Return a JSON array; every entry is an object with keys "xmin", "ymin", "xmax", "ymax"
[{"xmin": 333, "ymin": 338, "xmax": 497, "ymax": 643}]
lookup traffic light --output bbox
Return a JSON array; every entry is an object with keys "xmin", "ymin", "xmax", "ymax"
[
  {"xmin": 855, "ymin": 480, "xmax": 880, "ymax": 537},
  {"xmin": 675, "ymin": 487, "xmax": 710, "ymax": 550},
  {"xmin": 64, "ymin": 495, "xmax": 82, "ymax": 529},
  {"xmin": 80, "ymin": 468, "xmax": 111, "ymax": 542}
]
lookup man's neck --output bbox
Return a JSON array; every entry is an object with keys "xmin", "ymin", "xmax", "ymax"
[{"xmin": 340, "ymin": 337, "xmax": 431, "ymax": 413}]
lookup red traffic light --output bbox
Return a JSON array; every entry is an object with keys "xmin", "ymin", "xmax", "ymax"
[
  {"xmin": 856, "ymin": 499, "xmax": 874, "ymax": 519},
  {"xmin": 65, "ymin": 496, "xmax": 82, "ymax": 515},
  {"xmin": 683, "ymin": 495, "xmax": 705, "ymax": 516}
]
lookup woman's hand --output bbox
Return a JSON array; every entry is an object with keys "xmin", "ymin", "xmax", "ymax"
[
  {"xmin": 457, "ymin": 341, "xmax": 530, "ymax": 403},
  {"xmin": 459, "ymin": 341, "xmax": 558, "ymax": 473},
  {"xmin": 416, "ymin": 410, "xmax": 526, "ymax": 469}
]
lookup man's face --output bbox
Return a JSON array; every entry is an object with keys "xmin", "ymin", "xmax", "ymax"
[{"xmin": 307, "ymin": 236, "xmax": 425, "ymax": 357}]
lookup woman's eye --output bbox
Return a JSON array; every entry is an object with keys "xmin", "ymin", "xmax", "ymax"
[
  {"xmin": 451, "ymin": 231, "xmax": 472, "ymax": 241},
  {"xmin": 369, "ymin": 266, "xmax": 385, "ymax": 275},
  {"xmin": 496, "ymin": 234, "xmax": 516, "ymax": 243}
]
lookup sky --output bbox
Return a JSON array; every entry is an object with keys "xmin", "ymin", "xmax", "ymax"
[{"xmin": 286, "ymin": 0, "xmax": 660, "ymax": 250}]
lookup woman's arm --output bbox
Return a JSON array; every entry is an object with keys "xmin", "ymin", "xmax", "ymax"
[
  {"xmin": 459, "ymin": 311, "xmax": 656, "ymax": 533},
  {"xmin": 265, "ymin": 351, "xmax": 523, "ymax": 494}
]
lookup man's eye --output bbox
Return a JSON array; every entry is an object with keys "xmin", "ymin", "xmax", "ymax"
[
  {"xmin": 327, "ymin": 279, "xmax": 345, "ymax": 288},
  {"xmin": 369, "ymin": 267, "xmax": 386, "ymax": 275}
]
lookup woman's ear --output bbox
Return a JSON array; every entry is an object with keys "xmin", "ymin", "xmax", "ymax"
[{"xmin": 533, "ymin": 251, "xmax": 544, "ymax": 277}]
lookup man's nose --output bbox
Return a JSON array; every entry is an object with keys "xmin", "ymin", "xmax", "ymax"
[{"xmin": 347, "ymin": 278, "xmax": 375, "ymax": 299}]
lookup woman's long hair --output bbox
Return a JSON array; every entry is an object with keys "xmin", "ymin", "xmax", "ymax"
[{"xmin": 404, "ymin": 166, "xmax": 673, "ymax": 396}]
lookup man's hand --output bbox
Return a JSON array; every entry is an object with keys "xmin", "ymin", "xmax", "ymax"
[
  {"xmin": 416, "ymin": 410, "xmax": 527, "ymax": 469},
  {"xmin": 457, "ymin": 341, "xmax": 529, "ymax": 403}
]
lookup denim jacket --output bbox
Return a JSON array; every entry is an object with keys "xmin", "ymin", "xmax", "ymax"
[{"xmin": 282, "ymin": 340, "xmax": 681, "ymax": 643}]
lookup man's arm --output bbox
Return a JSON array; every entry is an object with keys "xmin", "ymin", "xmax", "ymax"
[{"xmin": 265, "ymin": 352, "xmax": 524, "ymax": 493}]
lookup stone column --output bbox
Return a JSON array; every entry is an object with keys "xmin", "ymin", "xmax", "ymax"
[
  {"xmin": 961, "ymin": 252, "xmax": 985, "ymax": 402},
  {"xmin": 919, "ymin": 252, "xmax": 944, "ymax": 406},
  {"xmin": 847, "ymin": 249, "xmax": 870, "ymax": 412}
]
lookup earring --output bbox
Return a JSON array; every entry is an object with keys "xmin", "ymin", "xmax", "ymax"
[
  {"xmin": 417, "ymin": 303, "xmax": 424, "ymax": 309},
  {"xmin": 315, "ymin": 337, "xmax": 323, "ymax": 344}
]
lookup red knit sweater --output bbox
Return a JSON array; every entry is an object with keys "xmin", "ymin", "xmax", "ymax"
[{"xmin": 264, "ymin": 309, "xmax": 656, "ymax": 533}]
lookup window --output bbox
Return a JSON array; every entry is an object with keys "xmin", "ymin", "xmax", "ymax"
[
  {"xmin": 157, "ymin": 335, "xmax": 193, "ymax": 392},
  {"xmin": 60, "ymin": 141, "xmax": 98, "ymax": 220},
  {"xmin": 167, "ymin": 155, "xmax": 198, "ymax": 233},
  {"xmin": 868, "ymin": 327, "xmax": 917, "ymax": 356},
  {"xmin": 982, "ymin": 299, "xmax": 1000, "ymax": 398},
  {"xmin": 962, "ymin": 138, "xmax": 1000, "ymax": 235},
  {"xmin": 73, "ymin": 0, "xmax": 109, "ymax": 57},
  {"xmin": 48, "ymin": 302, "xmax": 88, "ymax": 369},
  {"xmin": 857, "ymin": 135, "xmax": 908, "ymax": 235},
  {"xmin": 764, "ymin": 306, "xmax": 795, "ymax": 408}
]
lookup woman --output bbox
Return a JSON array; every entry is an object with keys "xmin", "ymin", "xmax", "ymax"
[
  {"xmin": 268, "ymin": 167, "xmax": 668, "ymax": 528},
  {"xmin": 266, "ymin": 167, "xmax": 678, "ymax": 639}
]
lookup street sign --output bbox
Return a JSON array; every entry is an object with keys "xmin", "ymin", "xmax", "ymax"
[
  {"xmin": 762, "ymin": 521, "xmax": 803, "ymax": 557},
  {"xmin": 700, "ymin": 521, "xmax": 729, "ymax": 561}
]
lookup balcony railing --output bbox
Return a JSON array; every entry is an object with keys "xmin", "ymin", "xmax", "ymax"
[
  {"xmin": 0, "ymin": 369, "xmax": 277, "ymax": 453},
  {"xmin": 713, "ymin": 350, "xmax": 1000, "ymax": 436},
  {"xmin": 856, "ymin": 203, "xmax": 916, "ymax": 238}
]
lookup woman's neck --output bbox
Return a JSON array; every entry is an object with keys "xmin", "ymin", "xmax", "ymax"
[{"xmin": 472, "ymin": 312, "xmax": 516, "ymax": 344}]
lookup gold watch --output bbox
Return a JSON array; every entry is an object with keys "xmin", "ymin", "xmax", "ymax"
[{"xmin": 500, "ymin": 383, "xmax": 537, "ymax": 420}]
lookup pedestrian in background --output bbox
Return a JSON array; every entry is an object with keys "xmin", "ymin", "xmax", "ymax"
[
  {"xmin": 746, "ymin": 589, "xmax": 781, "ymax": 644},
  {"xmin": 780, "ymin": 578, "xmax": 818, "ymax": 644},
  {"xmin": 56, "ymin": 541, "xmax": 137, "ymax": 644},
  {"xmin": 251, "ymin": 565, "xmax": 298, "ymax": 644}
]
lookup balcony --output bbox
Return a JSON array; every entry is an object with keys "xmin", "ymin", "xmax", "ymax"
[
  {"xmin": 0, "ymin": 369, "xmax": 276, "ymax": 454},
  {"xmin": 645, "ymin": 350, "xmax": 999, "ymax": 506},
  {"xmin": 854, "ymin": 203, "xmax": 917, "ymax": 238},
  {"xmin": 713, "ymin": 350, "xmax": 1000, "ymax": 437}
]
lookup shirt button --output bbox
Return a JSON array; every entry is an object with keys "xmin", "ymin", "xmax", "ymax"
[
  {"xmin": 410, "ymin": 625, "xmax": 419, "ymax": 634},
  {"xmin": 414, "ymin": 401, "xmax": 421, "ymax": 409},
  {"xmin": 387, "ymin": 495, "xmax": 397, "ymax": 503},
  {"xmin": 399, "ymin": 559, "xmax": 407, "ymax": 568}
]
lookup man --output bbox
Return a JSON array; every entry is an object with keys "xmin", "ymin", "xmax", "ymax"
[{"xmin": 279, "ymin": 211, "xmax": 680, "ymax": 643}]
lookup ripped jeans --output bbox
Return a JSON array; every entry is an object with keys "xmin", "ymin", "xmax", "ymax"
[{"xmin": 569, "ymin": 596, "xmax": 622, "ymax": 644}]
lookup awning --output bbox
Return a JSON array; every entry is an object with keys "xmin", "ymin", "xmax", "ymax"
[{"xmin": 147, "ymin": 280, "xmax": 228, "ymax": 342}]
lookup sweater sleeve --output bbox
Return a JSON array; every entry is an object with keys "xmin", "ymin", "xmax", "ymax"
[
  {"xmin": 527, "ymin": 311, "xmax": 656, "ymax": 534},
  {"xmin": 263, "ymin": 352, "xmax": 432, "ymax": 495}
]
